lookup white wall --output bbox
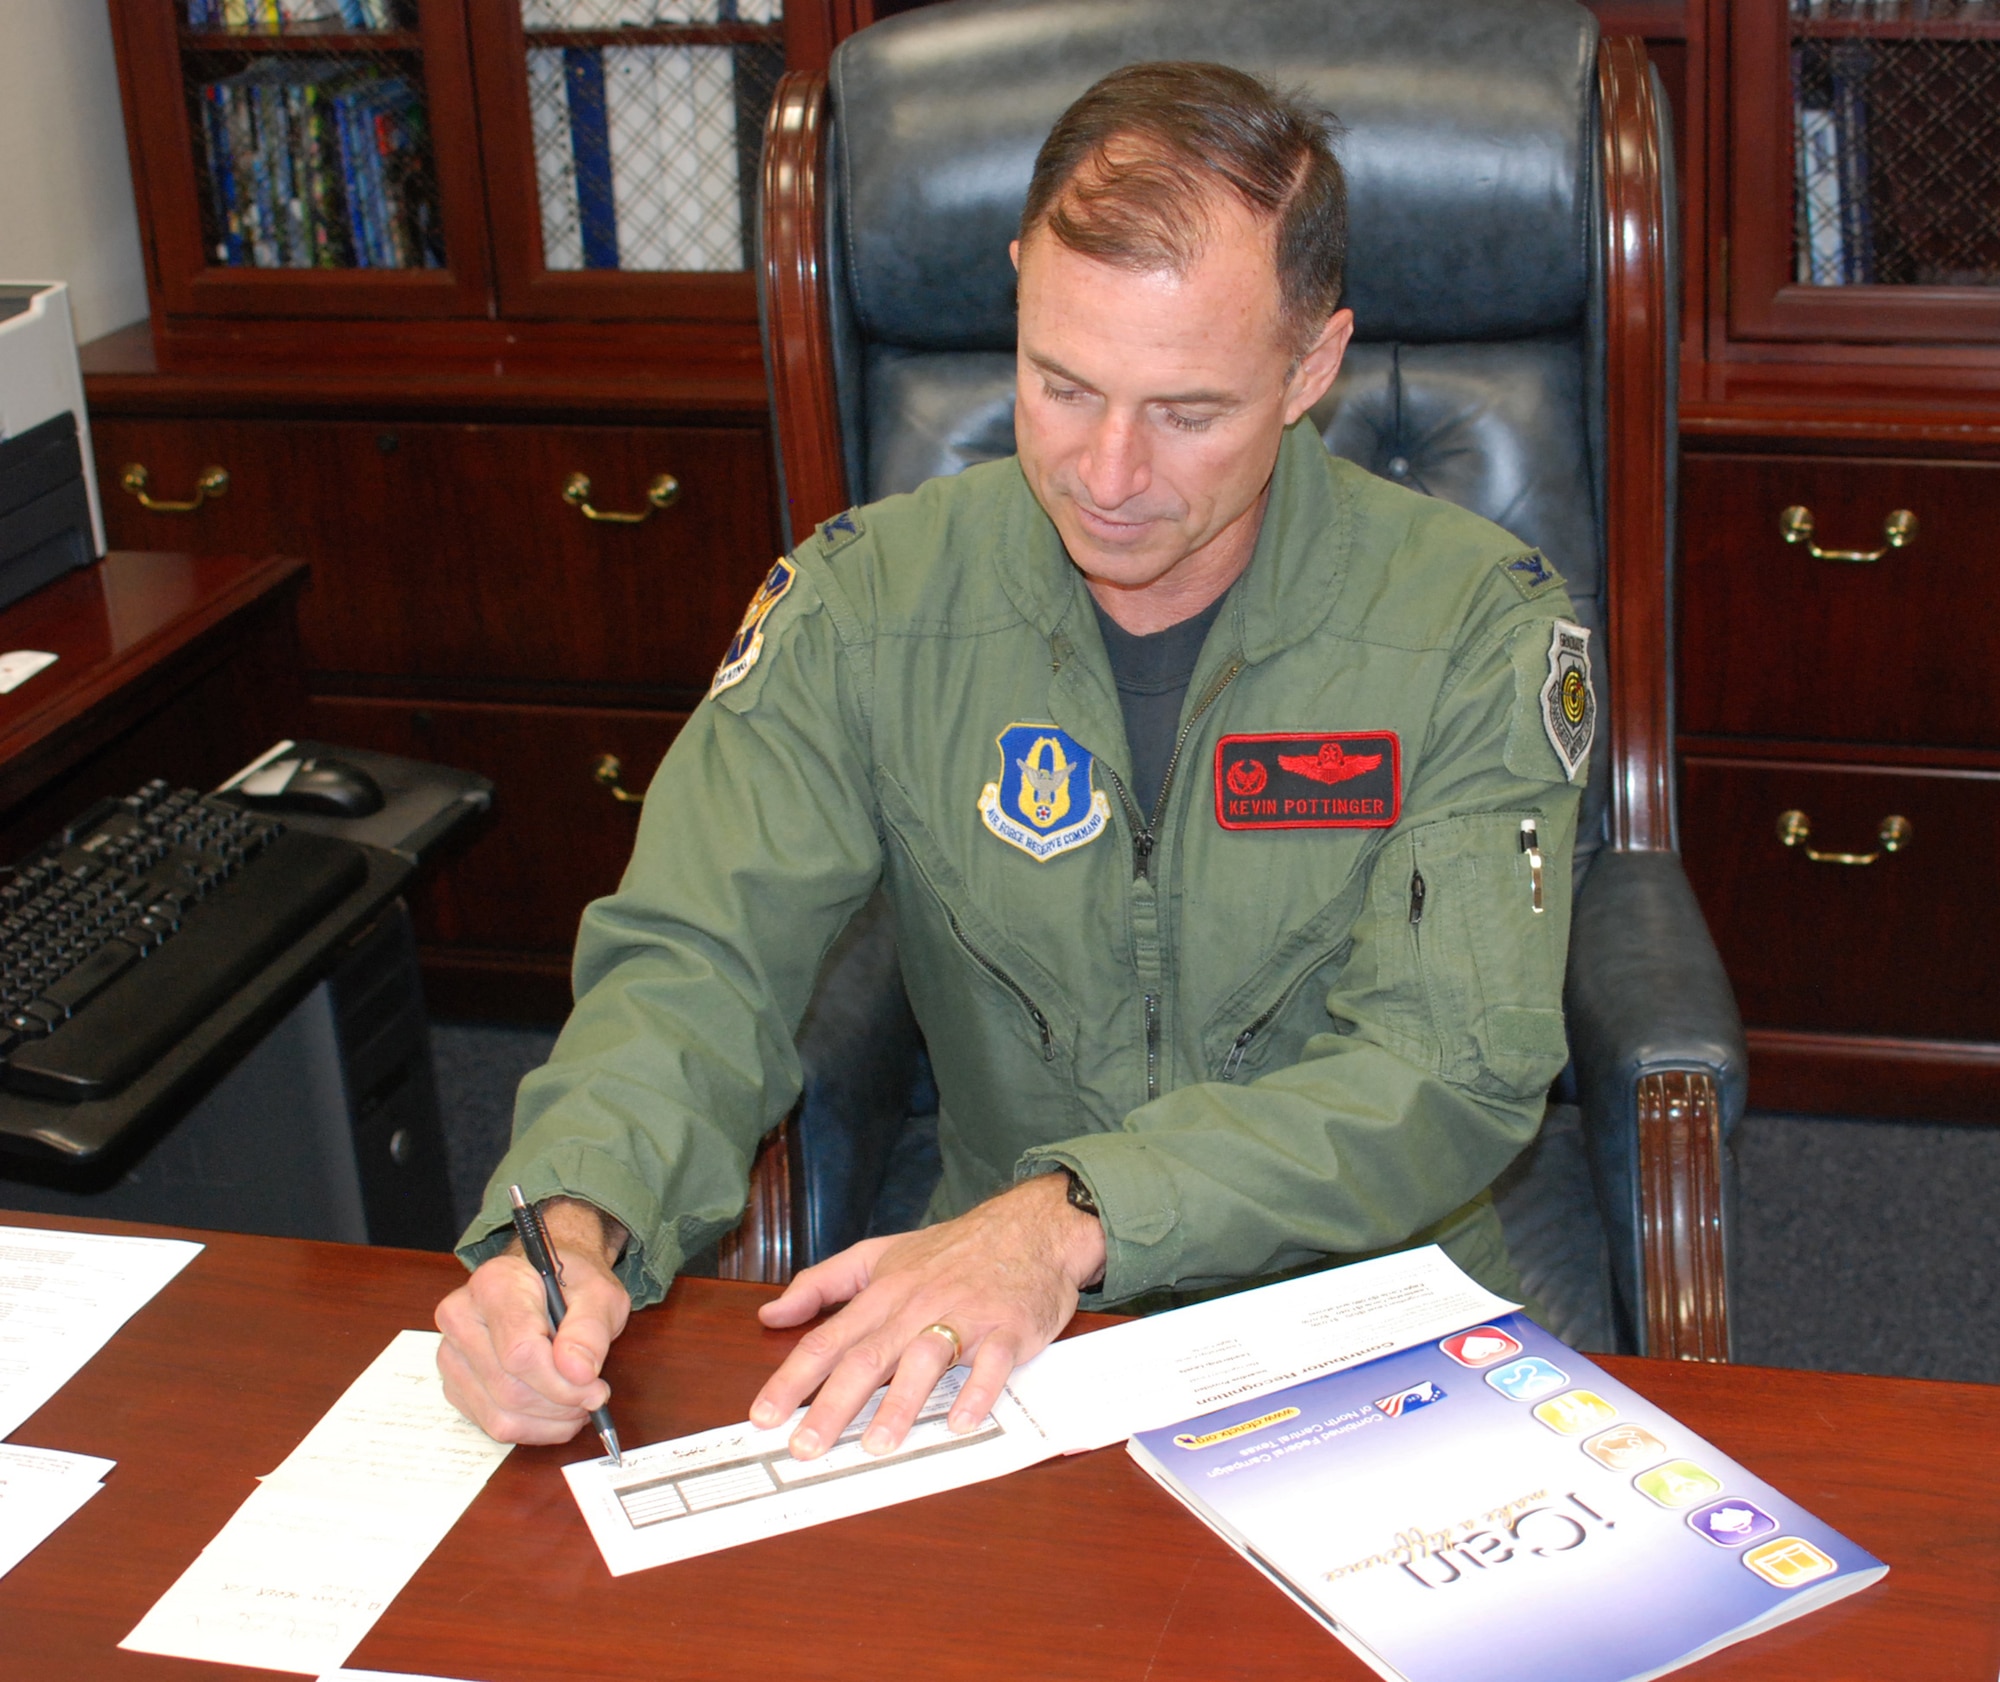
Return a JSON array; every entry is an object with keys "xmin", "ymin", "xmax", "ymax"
[{"xmin": 0, "ymin": 2, "xmax": 149, "ymax": 344}]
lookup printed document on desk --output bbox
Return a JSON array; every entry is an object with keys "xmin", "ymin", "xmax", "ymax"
[
  {"xmin": 0, "ymin": 1224, "xmax": 202, "ymax": 1439},
  {"xmin": 0, "ymin": 1443, "xmax": 114, "ymax": 1578},
  {"xmin": 565, "ymin": 1246, "xmax": 1515, "ymax": 1575},
  {"xmin": 566, "ymin": 1365, "xmax": 1058, "ymax": 1575},
  {"xmin": 121, "ymin": 1330, "xmax": 511, "ymax": 1676},
  {"xmin": 1010, "ymin": 1244, "xmax": 1520, "ymax": 1453}
]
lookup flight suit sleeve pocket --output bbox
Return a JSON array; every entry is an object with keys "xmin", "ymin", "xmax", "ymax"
[{"xmin": 1393, "ymin": 812, "xmax": 1571, "ymax": 1103}]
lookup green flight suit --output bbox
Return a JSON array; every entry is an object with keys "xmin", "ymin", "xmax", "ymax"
[{"xmin": 461, "ymin": 421, "xmax": 1587, "ymax": 1311}]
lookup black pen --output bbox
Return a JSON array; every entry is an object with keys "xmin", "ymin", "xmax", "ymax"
[{"xmin": 509, "ymin": 1184, "xmax": 624, "ymax": 1466}]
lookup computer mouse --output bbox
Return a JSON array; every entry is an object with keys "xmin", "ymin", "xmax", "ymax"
[{"xmin": 240, "ymin": 756, "xmax": 385, "ymax": 818}]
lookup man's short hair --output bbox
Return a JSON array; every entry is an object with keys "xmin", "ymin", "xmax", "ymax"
[{"xmin": 1019, "ymin": 61, "xmax": 1348, "ymax": 357}]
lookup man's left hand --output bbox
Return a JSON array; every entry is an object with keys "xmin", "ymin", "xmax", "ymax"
[{"xmin": 750, "ymin": 1171, "xmax": 1105, "ymax": 1459}]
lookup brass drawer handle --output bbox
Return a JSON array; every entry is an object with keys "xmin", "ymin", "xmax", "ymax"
[
  {"xmin": 593, "ymin": 754, "xmax": 645, "ymax": 804},
  {"xmin": 1777, "ymin": 809, "xmax": 1911, "ymax": 866},
  {"xmin": 119, "ymin": 462, "xmax": 228, "ymax": 513},
  {"xmin": 563, "ymin": 472, "xmax": 679, "ymax": 524},
  {"xmin": 1778, "ymin": 504, "xmax": 1916, "ymax": 563}
]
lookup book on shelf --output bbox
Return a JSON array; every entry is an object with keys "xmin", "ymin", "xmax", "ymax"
[
  {"xmin": 1128, "ymin": 1311, "xmax": 1886, "ymax": 1682},
  {"xmin": 519, "ymin": 2, "xmax": 781, "ymax": 23},
  {"xmin": 1828, "ymin": 42, "xmax": 1874, "ymax": 284},
  {"xmin": 1795, "ymin": 100, "xmax": 1846, "ymax": 284},
  {"xmin": 1792, "ymin": 36, "xmax": 1878, "ymax": 286},
  {"xmin": 196, "ymin": 60, "xmax": 442, "ymax": 270},
  {"xmin": 187, "ymin": 0, "xmax": 398, "ymax": 29},
  {"xmin": 532, "ymin": 43, "xmax": 747, "ymax": 272}
]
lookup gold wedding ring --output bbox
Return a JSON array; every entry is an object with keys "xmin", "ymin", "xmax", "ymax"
[{"xmin": 919, "ymin": 1322, "xmax": 964, "ymax": 1366}]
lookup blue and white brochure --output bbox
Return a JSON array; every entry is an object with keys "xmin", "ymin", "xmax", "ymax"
[{"xmin": 1128, "ymin": 1314, "xmax": 1886, "ymax": 1682}]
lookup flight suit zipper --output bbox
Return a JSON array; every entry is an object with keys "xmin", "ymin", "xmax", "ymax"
[
  {"xmin": 1219, "ymin": 938, "xmax": 1356, "ymax": 1080},
  {"xmin": 1104, "ymin": 657, "xmax": 1247, "ymax": 882},
  {"xmin": 945, "ymin": 909, "xmax": 1056, "ymax": 1061}
]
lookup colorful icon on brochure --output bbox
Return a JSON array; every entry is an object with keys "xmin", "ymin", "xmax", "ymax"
[
  {"xmin": 1744, "ymin": 1537, "xmax": 1838, "ymax": 1588},
  {"xmin": 1634, "ymin": 1460, "xmax": 1726, "ymax": 1509},
  {"xmin": 1583, "ymin": 1423, "xmax": 1670, "ymax": 1471},
  {"xmin": 1533, "ymin": 1390, "xmax": 1619, "ymax": 1435},
  {"xmin": 1484, "ymin": 1357, "xmax": 1570, "ymax": 1402},
  {"xmin": 1688, "ymin": 1498, "xmax": 1780, "ymax": 1548},
  {"xmin": 1439, "ymin": 1327, "xmax": 1523, "ymax": 1368},
  {"xmin": 1374, "ymin": 1380, "xmax": 1448, "ymax": 1419}
]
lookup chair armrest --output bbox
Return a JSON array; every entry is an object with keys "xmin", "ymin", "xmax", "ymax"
[
  {"xmin": 717, "ymin": 893, "xmax": 923, "ymax": 1286},
  {"xmin": 1566, "ymin": 848, "xmax": 1747, "ymax": 1360}
]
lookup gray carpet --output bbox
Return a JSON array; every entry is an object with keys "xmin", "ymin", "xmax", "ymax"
[
  {"xmin": 431, "ymin": 1021, "xmax": 2000, "ymax": 1386},
  {"xmin": 1732, "ymin": 1110, "xmax": 2000, "ymax": 1385},
  {"xmin": 431, "ymin": 1020, "xmax": 558, "ymax": 1236}
]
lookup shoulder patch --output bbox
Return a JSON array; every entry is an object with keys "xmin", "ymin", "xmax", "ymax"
[
  {"xmin": 815, "ymin": 507, "xmax": 865, "ymax": 557},
  {"xmin": 708, "ymin": 558, "xmax": 797, "ymax": 698},
  {"xmin": 1537, "ymin": 619, "xmax": 1596, "ymax": 782},
  {"xmin": 1500, "ymin": 550, "xmax": 1563, "ymax": 598}
]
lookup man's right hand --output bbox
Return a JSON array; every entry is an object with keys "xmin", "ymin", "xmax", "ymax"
[{"xmin": 435, "ymin": 1197, "xmax": 631, "ymax": 1445}]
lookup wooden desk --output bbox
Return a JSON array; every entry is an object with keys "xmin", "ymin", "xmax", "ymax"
[
  {"xmin": 0, "ymin": 549, "xmax": 308, "ymax": 859},
  {"xmin": 3, "ymin": 1214, "xmax": 1995, "ymax": 1681}
]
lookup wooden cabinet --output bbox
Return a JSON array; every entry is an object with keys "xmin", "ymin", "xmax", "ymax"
[
  {"xmin": 89, "ymin": 416, "xmax": 779, "ymax": 687},
  {"xmin": 85, "ymin": 382, "xmax": 777, "ymax": 1021},
  {"xmin": 87, "ymin": 0, "xmax": 871, "ymax": 1020},
  {"xmin": 1672, "ymin": 1, "xmax": 2000, "ymax": 1119}
]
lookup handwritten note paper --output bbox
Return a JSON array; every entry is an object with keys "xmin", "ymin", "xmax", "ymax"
[
  {"xmin": 121, "ymin": 1330, "xmax": 511, "ymax": 1676},
  {"xmin": 0, "ymin": 1443, "xmax": 114, "ymax": 1578},
  {"xmin": 0, "ymin": 1224, "xmax": 203, "ymax": 1439}
]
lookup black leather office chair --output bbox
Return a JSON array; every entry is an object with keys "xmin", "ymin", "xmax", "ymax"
[{"xmin": 726, "ymin": 0, "xmax": 1746, "ymax": 1359}]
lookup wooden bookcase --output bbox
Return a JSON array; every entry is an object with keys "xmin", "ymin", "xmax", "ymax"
[
  {"xmin": 1664, "ymin": 0, "xmax": 2000, "ymax": 1120},
  {"xmin": 86, "ymin": 0, "xmax": 2000, "ymax": 1106},
  {"xmin": 87, "ymin": 0, "xmax": 872, "ymax": 1021}
]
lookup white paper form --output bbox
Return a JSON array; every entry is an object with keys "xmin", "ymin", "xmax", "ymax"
[
  {"xmin": 0, "ymin": 1443, "xmax": 114, "ymax": 1578},
  {"xmin": 565, "ymin": 1364, "xmax": 1060, "ymax": 1576},
  {"xmin": 319, "ymin": 1672, "xmax": 483, "ymax": 1682},
  {"xmin": 564, "ymin": 1247, "xmax": 1516, "ymax": 1577},
  {"xmin": 1010, "ymin": 1245, "xmax": 1520, "ymax": 1454},
  {"xmin": 0, "ymin": 1224, "xmax": 202, "ymax": 1440},
  {"xmin": 120, "ymin": 1330, "xmax": 512, "ymax": 1677}
]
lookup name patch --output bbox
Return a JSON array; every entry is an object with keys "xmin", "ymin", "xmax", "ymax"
[{"xmin": 1214, "ymin": 733, "xmax": 1402, "ymax": 830}]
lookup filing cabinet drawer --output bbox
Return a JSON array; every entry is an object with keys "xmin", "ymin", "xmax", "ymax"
[
  {"xmin": 306, "ymin": 696, "xmax": 686, "ymax": 960},
  {"xmin": 92, "ymin": 415, "xmax": 778, "ymax": 692},
  {"xmin": 1680, "ymin": 756, "xmax": 2000, "ymax": 1041},
  {"xmin": 1680, "ymin": 453, "xmax": 2000, "ymax": 747}
]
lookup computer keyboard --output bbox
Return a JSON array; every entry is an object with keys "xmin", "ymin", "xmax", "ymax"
[{"xmin": 0, "ymin": 779, "xmax": 368, "ymax": 1102}]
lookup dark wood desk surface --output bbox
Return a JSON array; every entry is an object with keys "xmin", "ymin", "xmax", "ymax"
[
  {"xmin": 3, "ymin": 1213, "xmax": 1995, "ymax": 1682},
  {"xmin": 0, "ymin": 550, "xmax": 308, "ymax": 847}
]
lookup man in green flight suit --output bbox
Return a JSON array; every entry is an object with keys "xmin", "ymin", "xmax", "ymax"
[{"xmin": 436, "ymin": 61, "xmax": 1592, "ymax": 1463}]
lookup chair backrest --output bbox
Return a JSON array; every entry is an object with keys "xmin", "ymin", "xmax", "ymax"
[{"xmin": 760, "ymin": 0, "xmax": 1680, "ymax": 868}]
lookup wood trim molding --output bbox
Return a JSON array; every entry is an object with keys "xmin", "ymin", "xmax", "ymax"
[
  {"xmin": 1747, "ymin": 1028, "xmax": 2000, "ymax": 1122},
  {"xmin": 1636, "ymin": 1070, "xmax": 1731, "ymax": 1361},
  {"xmin": 715, "ymin": 1122, "xmax": 796, "ymax": 1284},
  {"xmin": 761, "ymin": 70, "xmax": 851, "ymax": 544},
  {"xmin": 1597, "ymin": 38, "xmax": 1676, "ymax": 852}
]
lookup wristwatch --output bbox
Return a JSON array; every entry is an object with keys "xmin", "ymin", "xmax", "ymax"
[{"xmin": 1061, "ymin": 1167, "xmax": 1100, "ymax": 1219}]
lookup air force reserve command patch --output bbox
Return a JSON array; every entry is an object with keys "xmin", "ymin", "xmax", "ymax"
[
  {"xmin": 1214, "ymin": 733, "xmax": 1401, "ymax": 829},
  {"xmin": 708, "ymin": 558, "xmax": 797, "ymax": 698},
  {"xmin": 1539, "ymin": 618, "xmax": 1597, "ymax": 782},
  {"xmin": 978, "ymin": 723, "xmax": 1111, "ymax": 861}
]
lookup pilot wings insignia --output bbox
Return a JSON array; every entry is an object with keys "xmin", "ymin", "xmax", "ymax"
[{"xmin": 1276, "ymin": 741, "xmax": 1383, "ymax": 785}]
